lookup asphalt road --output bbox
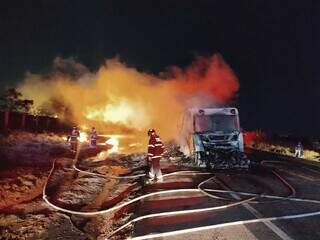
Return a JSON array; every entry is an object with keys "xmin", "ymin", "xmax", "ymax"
[{"xmin": 130, "ymin": 157, "xmax": 320, "ymax": 240}]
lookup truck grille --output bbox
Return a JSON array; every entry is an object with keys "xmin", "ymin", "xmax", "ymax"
[
  {"xmin": 208, "ymin": 135, "xmax": 229, "ymax": 141},
  {"xmin": 215, "ymin": 143, "xmax": 232, "ymax": 147}
]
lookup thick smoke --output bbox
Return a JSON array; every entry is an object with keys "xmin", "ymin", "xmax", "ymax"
[
  {"xmin": 169, "ymin": 54, "xmax": 239, "ymax": 102},
  {"xmin": 18, "ymin": 54, "xmax": 239, "ymax": 140}
]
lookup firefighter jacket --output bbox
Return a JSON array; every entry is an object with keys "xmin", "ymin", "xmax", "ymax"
[
  {"xmin": 91, "ymin": 130, "xmax": 97, "ymax": 140},
  {"xmin": 148, "ymin": 134, "xmax": 164, "ymax": 160},
  {"xmin": 295, "ymin": 144, "xmax": 302, "ymax": 151},
  {"xmin": 70, "ymin": 130, "xmax": 80, "ymax": 142}
]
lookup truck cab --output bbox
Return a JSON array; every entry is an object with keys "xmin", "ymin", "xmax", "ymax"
[{"xmin": 179, "ymin": 108, "xmax": 249, "ymax": 169}]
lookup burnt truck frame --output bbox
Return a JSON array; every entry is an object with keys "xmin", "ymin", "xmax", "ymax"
[{"xmin": 179, "ymin": 108, "xmax": 249, "ymax": 169}]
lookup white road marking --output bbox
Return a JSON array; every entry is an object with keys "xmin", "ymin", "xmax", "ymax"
[
  {"xmin": 224, "ymin": 184, "xmax": 293, "ymax": 240},
  {"xmin": 43, "ymin": 149, "xmax": 318, "ymax": 240},
  {"xmin": 239, "ymin": 200, "xmax": 293, "ymax": 240},
  {"xmin": 301, "ymin": 166, "xmax": 320, "ymax": 175},
  {"xmin": 128, "ymin": 209, "xmax": 320, "ymax": 240}
]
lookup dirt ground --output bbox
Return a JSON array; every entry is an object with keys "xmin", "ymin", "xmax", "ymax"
[{"xmin": 0, "ymin": 131, "xmax": 146, "ymax": 240}]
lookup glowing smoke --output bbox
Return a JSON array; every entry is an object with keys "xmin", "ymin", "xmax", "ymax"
[{"xmin": 18, "ymin": 54, "xmax": 239, "ymax": 141}]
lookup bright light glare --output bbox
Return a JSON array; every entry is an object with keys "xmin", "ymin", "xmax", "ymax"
[
  {"xmin": 85, "ymin": 98, "xmax": 150, "ymax": 129},
  {"xmin": 79, "ymin": 132, "xmax": 88, "ymax": 142},
  {"xmin": 106, "ymin": 137, "xmax": 119, "ymax": 153}
]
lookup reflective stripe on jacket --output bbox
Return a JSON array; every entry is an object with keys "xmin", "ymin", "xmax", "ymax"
[
  {"xmin": 148, "ymin": 134, "xmax": 164, "ymax": 159},
  {"xmin": 70, "ymin": 130, "xmax": 80, "ymax": 142},
  {"xmin": 91, "ymin": 131, "xmax": 97, "ymax": 140}
]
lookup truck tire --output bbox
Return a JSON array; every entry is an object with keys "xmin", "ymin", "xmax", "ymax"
[{"xmin": 205, "ymin": 159, "xmax": 212, "ymax": 170}]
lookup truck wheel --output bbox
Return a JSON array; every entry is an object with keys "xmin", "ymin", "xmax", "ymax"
[{"xmin": 205, "ymin": 160, "xmax": 212, "ymax": 170}]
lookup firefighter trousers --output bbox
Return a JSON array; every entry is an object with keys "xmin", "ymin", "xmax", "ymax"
[
  {"xmin": 71, "ymin": 141, "xmax": 78, "ymax": 151},
  {"xmin": 295, "ymin": 149, "xmax": 302, "ymax": 158},
  {"xmin": 149, "ymin": 157, "xmax": 163, "ymax": 181},
  {"xmin": 91, "ymin": 139, "xmax": 97, "ymax": 147}
]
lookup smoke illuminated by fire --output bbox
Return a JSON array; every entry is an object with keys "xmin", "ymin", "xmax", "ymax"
[
  {"xmin": 18, "ymin": 54, "xmax": 239, "ymax": 143},
  {"xmin": 170, "ymin": 55, "xmax": 239, "ymax": 101}
]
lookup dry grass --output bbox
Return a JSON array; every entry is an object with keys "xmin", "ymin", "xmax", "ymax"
[
  {"xmin": 0, "ymin": 131, "xmax": 69, "ymax": 167},
  {"xmin": 255, "ymin": 142, "xmax": 320, "ymax": 161}
]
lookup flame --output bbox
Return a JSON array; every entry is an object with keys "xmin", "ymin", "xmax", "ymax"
[
  {"xmin": 79, "ymin": 131, "xmax": 88, "ymax": 142},
  {"xmin": 86, "ymin": 98, "xmax": 149, "ymax": 128},
  {"xmin": 96, "ymin": 151, "xmax": 108, "ymax": 160},
  {"xmin": 80, "ymin": 125, "xmax": 89, "ymax": 131},
  {"xmin": 129, "ymin": 143, "xmax": 139, "ymax": 147},
  {"xmin": 18, "ymin": 54, "xmax": 239, "ymax": 142},
  {"xmin": 106, "ymin": 136, "xmax": 119, "ymax": 153}
]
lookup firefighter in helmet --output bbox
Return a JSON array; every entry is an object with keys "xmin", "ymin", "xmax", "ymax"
[
  {"xmin": 295, "ymin": 142, "xmax": 303, "ymax": 158},
  {"xmin": 147, "ymin": 129, "xmax": 164, "ymax": 182},
  {"xmin": 90, "ymin": 127, "xmax": 97, "ymax": 147},
  {"xmin": 69, "ymin": 126, "xmax": 80, "ymax": 152}
]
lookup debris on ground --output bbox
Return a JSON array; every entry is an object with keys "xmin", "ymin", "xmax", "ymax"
[
  {"xmin": 163, "ymin": 141, "xmax": 192, "ymax": 166},
  {"xmin": 0, "ymin": 167, "xmax": 48, "ymax": 210},
  {"xmin": 0, "ymin": 131, "xmax": 145, "ymax": 239},
  {"xmin": 204, "ymin": 149, "xmax": 250, "ymax": 170},
  {"xmin": 0, "ymin": 213, "xmax": 87, "ymax": 240}
]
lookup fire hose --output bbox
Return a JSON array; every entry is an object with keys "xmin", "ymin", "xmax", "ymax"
[{"xmin": 42, "ymin": 143, "xmax": 320, "ymax": 239}]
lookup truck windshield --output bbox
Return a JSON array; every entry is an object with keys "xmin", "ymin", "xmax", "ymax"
[{"xmin": 194, "ymin": 114, "xmax": 239, "ymax": 133}]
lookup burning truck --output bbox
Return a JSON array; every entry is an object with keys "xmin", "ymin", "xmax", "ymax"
[{"xmin": 179, "ymin": 107, "xmax": 250, "ymax": 169}]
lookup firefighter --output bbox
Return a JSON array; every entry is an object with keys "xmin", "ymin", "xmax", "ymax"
[
  {"xmin": 295, "ymin": 142, "xmax": 303, "ymax": 158},
  {"xmin": 69, "ymin": 126, "xmax": 80, "ymax": 152},
  {"xmin": 90, "ymin": 127, "xmax": 97, "ymax": 147},
  {"xmin": 147, "ymin": 129, "xmax": 165, "ymax": 182}
]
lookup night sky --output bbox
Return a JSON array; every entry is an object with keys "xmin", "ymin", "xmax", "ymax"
[{"xmin": 1, "ymin": 0, "xmax": 320, "ymax": 136}]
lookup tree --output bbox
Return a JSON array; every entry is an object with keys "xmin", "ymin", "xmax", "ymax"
[{"xmin": 0, "ymin": 88, "xmax": 34, "ymax": 113}]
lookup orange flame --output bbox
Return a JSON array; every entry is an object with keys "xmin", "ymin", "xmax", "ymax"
[{"xmin": 18, "ymin": 54, "xmax": 239, "ymax": 144}]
